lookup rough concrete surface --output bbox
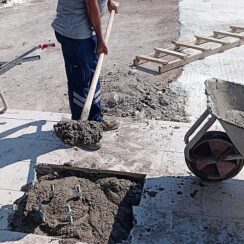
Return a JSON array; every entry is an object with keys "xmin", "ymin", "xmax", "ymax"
[
  {"xmin": 2, "ymin": 0, "xmax": 244, "ymax": 243},
  {"xmin": 2, "ymin": 110, "xmax": 244, "ymax": 243},
  {"xmin": 0, "ymin": 0, "xmax": 24, "ymax": 3},
  {"xmin": 0, "ymin": 0, "xmax": 186, "ymax": 122},
  {"xmin": 226, "ymin": 110, "xmax": 244, "ymax": 128},
  {"xmin": 172, "ymin": 0, "xmax": 244, "ymax": 121},
  {"xmin": 11, "ymin": 174, "xmax": 143, "ymax": 244},
  {"xmin": 53, "ymin": 121, "xmax": 103, "ymax": 148},
  {"xmin": 0, "ymin": 230, "xmax": 64, "ymax": 244},
  {"xmin": 205, "ymin": 78, "xmax": 244, "ymax": 128}
]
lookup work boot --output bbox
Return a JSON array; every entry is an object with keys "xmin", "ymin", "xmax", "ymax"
[{"xmin": 100, "ymin": 119, "xmax": 119, "ymax": 132}]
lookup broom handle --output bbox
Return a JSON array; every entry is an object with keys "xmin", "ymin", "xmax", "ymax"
[{"xmin": 81, "ymin": 10, "xmax": 116, "ymax": 121}]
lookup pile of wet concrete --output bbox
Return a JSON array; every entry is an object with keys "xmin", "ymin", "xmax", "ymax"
[
  {"xmin": 101, "ymin": 70, "xmax": 188, "ymax": 122},
  {"xmin": 11, "ymin": 168, "xmax": 144, "ymax": 244},
  {"xmin": 53, "ymin": 120, "xmax": 103, "ymax": 148}
]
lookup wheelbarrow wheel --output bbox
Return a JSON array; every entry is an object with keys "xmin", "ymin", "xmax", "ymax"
[{"xmin": 185, "ymin": 131, "xmax": 244, "ymax": 182}]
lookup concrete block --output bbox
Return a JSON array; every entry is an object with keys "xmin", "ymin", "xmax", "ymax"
[
  {"xmin": 0, "ymin": 160, "xmax": 35, "ymax": 191},
  {"xmin": 114, "ymin": 120, "xmax": 171, "ymax": 152},
  {"xmin": 0, "ymin": 109, "xmax": 70, "ymax": 122},
  {"xmin": 37, "ymin": 147, "xmax": 165, "ymax": 177},
  {"xmin": 140, "ymin": 176, "xmax": 202, "ymax": 215},
  {"xmin": 202, "ymin": 180, "xmax": 244, "ymax": 220},
  {"xmin": 131, "ymin": 206, "xmax": 244, "ymax": 244},
  {"xmin": 0, "ymin": 119, "xmax": 33, "ymax": 139},
  {"xmin": 0, "ymin": 189, "xmax": 23, "ymax": 230},
  {"xmin": 0, "ymin": 230, "xmax": 64, "ymax": 243},
  {"xmin": 167, "ymin": 130, "xmax": 185, "ymax": 153},
  {"xmin": 161, "ymin": 151, "xmax": 192, "ymax": 177}
]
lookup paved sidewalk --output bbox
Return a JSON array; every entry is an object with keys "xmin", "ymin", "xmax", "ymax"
[{"xmin": 0, "ymin": 109, "xmax": 244, "ymax": 243}]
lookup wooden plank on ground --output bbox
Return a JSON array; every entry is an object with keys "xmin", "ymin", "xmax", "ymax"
[
  {"xmin": 213, "ymin": 31, "xmax": 244, "ymax": 39},
  {"xmin": 135, "ymin": 55, "xmax": 169, "ymax": 65},
  {"xmin": 36, "ymin": 164, "xmax": 146, "ymax": 181},
  {"xmin": 195, "ymin": 35, "xmax": 229, "ymax": 45},
  {"xmin": 230, "ymin": 26, "xmax": 244, "ymax": 32},
  {"xmin": 172, "ymin": 41, "xmax": 210, "ymax": 52},
  {"xmin": 154, "ymin": 48, "xmax": 188, "ymax": 58}
]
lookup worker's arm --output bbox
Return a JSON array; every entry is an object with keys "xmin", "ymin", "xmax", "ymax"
[{"xmin": 85, "ymin": 0, "xmax": 108, "ymax": 54}]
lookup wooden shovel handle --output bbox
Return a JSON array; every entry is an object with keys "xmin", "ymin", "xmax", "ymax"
[{"xmin": 81, "ymin": 10, "xmax": 116, "ymax": 121}]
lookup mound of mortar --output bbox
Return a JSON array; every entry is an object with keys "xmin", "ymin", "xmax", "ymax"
[
  {"xmin": 225, "ymin": 110, "xmax": 244, "ymax": 128},
  {"xmin": 11, "ymin": 175, "xmax": 144, "ymax": 243},
  {"xmin": 101, "ymin": 71, "xmax": 188, "ymax": 122},
  {"xmin": 53, "ymin": 121, "xmax": 103, "ymax": 147}
]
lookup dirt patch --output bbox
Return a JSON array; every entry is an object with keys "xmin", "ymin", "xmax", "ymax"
[
  {"xmin": 53, "ymin": 121, "xmax": 103, "ymax": 147},
  {"xmin": 11, "ymin": 171, "xmax": 144, "ymax": 244},
  {"xmin": 101, "ymin": 70, "xmax": 188, "ymax": 122}
]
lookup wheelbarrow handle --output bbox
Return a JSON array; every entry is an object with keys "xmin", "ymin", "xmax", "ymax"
[
  {"xmin": 0, "ymin": 55, "xmax": 41, "ymax": 66},
  {"xmin": 0, "ymin": 43, "xmax": 55, "ymax": 75},
  {"xmin": 184, "ymin": 110, "xmax": 211, "ymax": 144},
  {"xmin": 0, "ymin": 42, "xmax": 55, "ymax": 114},
  {"xmin": 39, "ymin": 43, "xmax": 56, "ymax": 50},
  {"xmin": 184, "ymin": 110, "xmax": 217, "ymax": 161}
]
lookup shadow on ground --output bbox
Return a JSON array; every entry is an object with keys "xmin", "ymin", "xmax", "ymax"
[
  {"xmin": 0, "ymin": 120, "xmax": 67, "ymax": 183},
  {"xmin": 130, "ymin": 175, "xmax": 244, "ymax": 243}
]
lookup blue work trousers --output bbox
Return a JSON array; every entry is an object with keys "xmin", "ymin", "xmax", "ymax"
[{"xmin": 55, "ymin": 31, "xmax": 103, "ymax": 121}]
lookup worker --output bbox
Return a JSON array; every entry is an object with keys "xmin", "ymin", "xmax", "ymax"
[{"xmin": 52, "ymin": 0, "xmax": 119, "ymax": 131}]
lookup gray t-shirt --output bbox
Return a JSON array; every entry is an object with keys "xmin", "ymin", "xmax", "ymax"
[{"xmin": 52, "ymin": 0, "xmax": 108, "ymax": 40}]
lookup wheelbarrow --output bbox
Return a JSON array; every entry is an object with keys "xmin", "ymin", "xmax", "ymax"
[
  {"xmin": 184, "ymin": 78, "xmax": 244, "ymax": 182},
  {"xmin": 0, "ymin": 43, "xmax": 55, "ymax": 114}
]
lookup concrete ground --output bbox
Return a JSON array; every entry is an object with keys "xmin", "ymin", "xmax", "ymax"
[
  {"xmin": 1, "ymin": 109, "xmax": 244, "ymax": 243},
  {"xmin": 172, "ymin": 0, "xmax": 244, "ymax": 121},
  {"xmin": 1, "ymin": 0, "xmax": 244, "ymax": 243}
]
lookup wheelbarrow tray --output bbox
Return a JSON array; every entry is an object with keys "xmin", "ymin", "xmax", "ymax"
[{"xmin": 205, "ymin": 78, "xmax": 244, "ymax": 157}]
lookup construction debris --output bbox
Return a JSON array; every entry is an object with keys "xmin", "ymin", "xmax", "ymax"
[{"xmin": 11, "ymin": 168, "xmax": 144, "ymax": 244}]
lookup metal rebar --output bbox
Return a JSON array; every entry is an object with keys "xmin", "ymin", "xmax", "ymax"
[
  {"xmin": 38, "ymin": 203, "xmax": 46, "ymax": 223},
  {"xmin": 75, "ymin": 185, "xmax": 82, "ymax": 200},
  {"xmin": 49, "ymin": 184, "xmax": 55, "ymax": 198},
  {"xmin": 65, "ymin": 204, "xmax": 73, "ymax": 225}
]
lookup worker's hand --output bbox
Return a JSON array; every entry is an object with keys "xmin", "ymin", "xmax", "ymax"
[
  {"xmin": 107, "ymin": 0, "xmax": 119, "ymax": 13},
  {"xmin": 97, "ymin": 39, "xmax": 108, "ymax": 54}
]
